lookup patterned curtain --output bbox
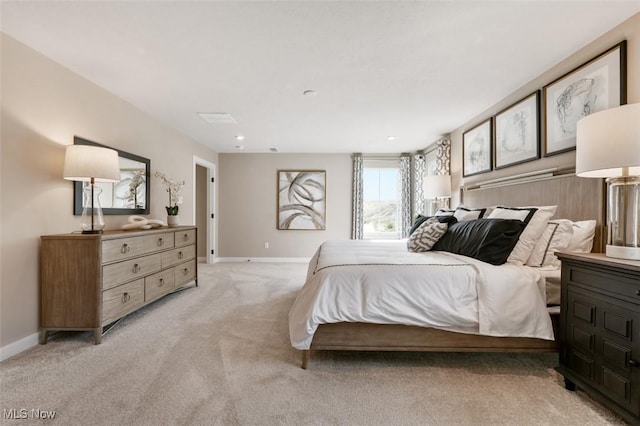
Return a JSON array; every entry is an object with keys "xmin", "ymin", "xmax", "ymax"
[
  {"xmin": 412, "ymin": 152, "xmax": 426, "ymax": 219},
  {"xmin": 399, "ymin": 154, "xmax": 412, "ymax": 238},
  {"xmin": 351, "ymin": 154, "xmax": 363, "ymax": 239},
  {"xmin": 436, "ymin": 138, "xmax": 451, "ymax": 175},
  {"xmin": 436, "ymin": 138, "xmax": 451, "ymax": 209}
]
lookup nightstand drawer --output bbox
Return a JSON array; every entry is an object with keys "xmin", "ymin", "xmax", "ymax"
[
  {"xmin": 102, "ymin": 279, "xmax": 144, "ymax": 325},
  {"xmin": 568, "ymin": 265, "xmax": 640, "ymax": 301}
]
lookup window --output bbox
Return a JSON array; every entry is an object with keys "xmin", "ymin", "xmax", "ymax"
[{"xmin": 363, "ymin": 160, "xmax": 401, "ymax": 239}]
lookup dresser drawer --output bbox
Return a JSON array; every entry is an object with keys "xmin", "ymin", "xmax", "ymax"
[
  {"xmin": 102, "ymin": 253, "xmax": 161, "ymax": 290},
  {"xmin": 175, "ymin": 260, "xmax": 196, "ymax": 287},
  {"xmin": 102, "ymin": 237, "xmax": 147, "ymax": 263},
  {"xmin": 102, "ymin": 279, "xmax": 144, "ymax": 325},
  {"xmin": 145, "ymin": 269, "xmax": 175, "ymax": 302},
  {"xmin": 174, "ymin": 229, "xmax": 196, "ymax": 248},
  {"xmin": 142, "ymin": 232, "xmax": 175, "ymax": 253},
  {"xmin": 161, "ymin": 245, "xmax": 196, "ymax": 268}
]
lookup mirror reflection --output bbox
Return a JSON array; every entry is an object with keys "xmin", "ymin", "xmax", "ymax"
[{"xmin": 73, "ymin": 137, "xmax": 151, "ymax": 215}]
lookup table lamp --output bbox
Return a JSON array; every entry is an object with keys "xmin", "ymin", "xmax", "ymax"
[
  {"xmin": 424, "ymin": 174, "xmax": 451, "ymax": 213},
  {"xmin": 576, "ymin": 103, "xmax": 640, "ymax": 260},
  {"xmin": 63, "ymin": 145, "xmax": 121, "ymax": 233}
]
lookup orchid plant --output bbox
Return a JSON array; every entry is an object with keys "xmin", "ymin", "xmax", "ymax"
[{"xmin": 154, "ymin": 171, "xmax": 185, "ymax": 216}]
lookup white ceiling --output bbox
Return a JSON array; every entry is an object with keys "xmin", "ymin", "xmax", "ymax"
[{"xmin": 2, "ymin": 1, "xmax": 639, "ymax": 154}]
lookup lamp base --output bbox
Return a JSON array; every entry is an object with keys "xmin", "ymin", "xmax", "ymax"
[
  {"xmin": 606, "ymin": 245, "xmax": 640, "ymax": 261},
  {"xmin": 82, "ymin": 229, "xmax": 103, "ymax": 234}
]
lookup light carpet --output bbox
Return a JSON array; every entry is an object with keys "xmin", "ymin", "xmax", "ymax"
[{"xmin": 0, "ymin": 262, "xmax": 626, "ymax": 425}]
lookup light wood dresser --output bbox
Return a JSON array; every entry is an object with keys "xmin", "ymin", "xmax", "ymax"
[{"xmin": 40, "ymin": 226, "xmax": 197, "ymax": 344}]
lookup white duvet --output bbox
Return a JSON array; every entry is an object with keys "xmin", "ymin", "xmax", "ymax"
[{"xmin": 289, "ymin": 239, "xmax": 554, "ymax": 350}]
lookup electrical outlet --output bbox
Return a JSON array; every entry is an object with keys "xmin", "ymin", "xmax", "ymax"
[{"xmin": 264, "ymin": 242, "xmax": 269, "ymax": 249}]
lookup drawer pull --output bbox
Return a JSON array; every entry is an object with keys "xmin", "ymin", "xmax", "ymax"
[
  {"xmin": 178, "ymin": 251, "xmax": 184, "ymax": 260},
  {"xmin": 183, "ymin": 234, "xmax": 189, "ymax": 242},
  {"xmin": 630, "ymin": 359, "xmax": 639, "ymax": 367},
  {"xmin": 635, "ymin": 290, "xmax": 640, "ymax": 296},
  {"xmin": 183, "ymin": 268, "xmax": 190, "ymax": 276},
  {"xmin": 159, "ymin": 278, "xmax": 165, "ymax": 287},
  {"xmin": 121, "ymin": 293, "xmax": 131, "ymax": 304},
  {"xmin": 121, "ymin": 243, "xmax": 131, "ymax": 254},
  {"xmin": 157, "ymin": 238, "xmax": 164, "ymax": 247},
  {"xmin": 132, "ymin": 264, "xmax": 141, "ymax": 273}
]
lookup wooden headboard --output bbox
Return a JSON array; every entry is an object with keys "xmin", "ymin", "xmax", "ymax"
[{"xmin": 461, "ymin": 174, "xmax": 606, "ymax": 252}]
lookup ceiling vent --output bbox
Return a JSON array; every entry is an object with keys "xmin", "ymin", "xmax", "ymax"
[
  {"xmin": 198, "ymin": 112, "xmax": 237, "ymax": 124},
  {"xmin": 269, "ymin": 147, "xmax": 279, "ymax": 153}
]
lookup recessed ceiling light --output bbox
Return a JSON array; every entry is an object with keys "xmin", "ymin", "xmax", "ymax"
[
  {"xmin": 235, "ymin": 135, "xmax": 245, "ymax": 141},
  {"xmin": 234, "ymin": 145, "xmax": 244, "ymax": 150},
  {"xmin": 303, "ymin": 90, "xmax": 317, "ymax": 97},
  {"xmin": 387, "ymin": 136, "xmax": 396, "ymax": 141}
]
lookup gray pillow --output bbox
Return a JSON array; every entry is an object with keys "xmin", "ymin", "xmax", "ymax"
[{"xmin": 407, "ymin": 217, "xmax": 448, "ymax": 253}]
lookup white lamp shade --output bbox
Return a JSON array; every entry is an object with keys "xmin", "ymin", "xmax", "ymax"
[
  {"xmin": 63, "ymin": 145, "xmax": 121, "ymax": 182},
  {"xmin": 424, "ymin": 174, "xmax": 451, "ymax": 199},
  {"xmin": 576, "ymin": 103, "xmax": 640, "ymax": 178}
]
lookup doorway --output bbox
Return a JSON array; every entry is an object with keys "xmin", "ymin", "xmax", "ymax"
[{"xmin": 193, "ymin": 157, "xmax": 216, "ymax": 264}]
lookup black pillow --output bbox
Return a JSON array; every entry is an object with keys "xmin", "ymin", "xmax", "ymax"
[
  {"xmin": 432, "ymin": 218, "xmax": 527, "ymax": 265},
  {"xmin": 409, "ymin": 214, "xmax": 457, "ymax": 236}
]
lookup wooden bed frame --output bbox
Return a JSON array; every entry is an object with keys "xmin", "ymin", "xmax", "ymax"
[{"xmin": 300, "ymin": 174, "xmax": 605, "ymax": 369}]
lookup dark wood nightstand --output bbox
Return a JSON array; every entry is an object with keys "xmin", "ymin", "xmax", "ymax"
[{"xmin": 556, "ymin": 252, "xmax": 640, "ymax": 424}]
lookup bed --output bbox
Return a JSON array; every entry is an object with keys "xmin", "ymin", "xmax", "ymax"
[{"xmin": 289, "ymin": 174, "xmax": 605, "ymax": 368}]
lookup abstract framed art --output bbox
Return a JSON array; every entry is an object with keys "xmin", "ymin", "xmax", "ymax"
[
  {"xmin": 543, "ymin": 40, "xmax": 626, "ymax": 156},
  {"xmin": 494, "ymin": 91, "xmax": 540, "ymax": 169},
  {"xmin": 277, "ymin": 170, "xmax": 326, "ymax": 230},
  {"xmin": 463, "ymin": 118, "xmax": 492, "ymax": 177}
]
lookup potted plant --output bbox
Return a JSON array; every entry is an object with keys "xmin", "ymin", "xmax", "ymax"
[{"xmin": 155, "ymin": 171, "xmax": 185, "ymax": 227}]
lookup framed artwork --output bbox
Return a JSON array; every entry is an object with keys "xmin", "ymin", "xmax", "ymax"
[
  {"xmin": 494, "ymin": 91, "xmax": 540, "ymax": 169},
  {"xmin": 277, "ymin": 170, "xmax": 326, "ymax": 230},
  {"xmin": 463, "ymin": 118, "xmax": 492, "ymax": 177},
  {"xmin": 543, "ymin": 40, "xmax": 627, "ymax": 156}
]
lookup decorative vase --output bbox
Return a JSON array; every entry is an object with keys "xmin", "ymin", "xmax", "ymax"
[{"xmin": 167, "ymin": 215, "xmax": 179, "ymax": 227}]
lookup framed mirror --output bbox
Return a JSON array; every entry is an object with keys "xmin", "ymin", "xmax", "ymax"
[{"xmin": 73, "ymin": 136, "xmax": 151, "ymax": 215}]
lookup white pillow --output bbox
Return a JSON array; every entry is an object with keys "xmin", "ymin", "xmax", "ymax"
[
  {"xmin": 435, "ymin": 208, "xmax": 454, "ymax": 216},
  {"xmin": 488, "ymin": 205, "xmax": 557, "ymax": 265},
  {"xmin": 453, "ymin": 207, "xmax": 486, "ymax": 221},
  {"xmin": 486, "ymin": 206, "xmax": 534, "ymax": 222},
  {"xmin": 566, "ymin": 220, "xmax": 597, "ymax": 253},
  {"xmin": 526, "ymin": 219, "xmax": 574, "ymax": 268}
]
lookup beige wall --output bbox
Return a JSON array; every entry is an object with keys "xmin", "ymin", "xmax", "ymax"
[
  {"xmin": 450, "ymin": 13, "xmax": 640, "ymax": 206},
  {"xmin": 0, "ymin": 34, "xmax": 218, "ymax": 351},
  {"xmin": 218, "ymin": 153, "xmax": 352, "ymax": 258}
]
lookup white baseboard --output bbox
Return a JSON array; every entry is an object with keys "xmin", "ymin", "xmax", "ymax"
[
  {"xmin": 216, "ymin": 257, "xmax": 310, "ymax": 263},
  {"xmin": 1, "ymin": 332, "xmax": 39, "ymax": 362}
]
